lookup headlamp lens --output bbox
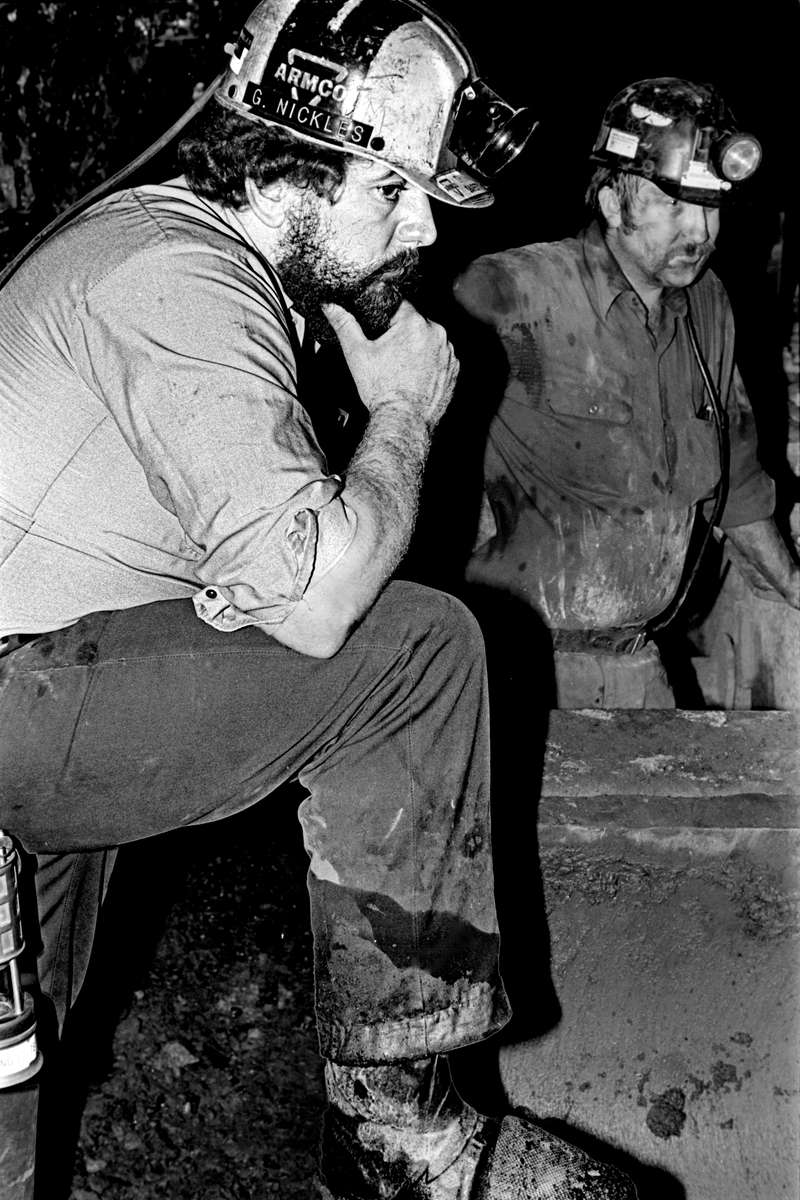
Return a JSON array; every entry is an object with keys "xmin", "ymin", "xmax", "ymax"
[
  {"xmin": 452, "ymin": 80, "xmax": 538, "ymax": 178},
  {"xmin": 473, "ymin": 106, "xmax": 540, "ymax": 176},
  {"xmin": 716, "ymin": 134, "xmax": 762, "ymax": 182}
]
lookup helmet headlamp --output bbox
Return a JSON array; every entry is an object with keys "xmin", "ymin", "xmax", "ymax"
[
  {"xmin": 451, "ymin": 80, "xmax": 539, "ymax": 179},
  {"xmin": 214, "ymin": 0, "xmax": 537, "ymax": 208},
  {"xmin": 714, "ymin": 132, "xmax": 762, "ymax": 182},
  {"xmin": 590, "ymin": 77, "xmax": 762, "ymax": 206}
]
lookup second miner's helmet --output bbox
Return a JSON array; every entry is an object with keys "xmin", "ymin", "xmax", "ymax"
[
  {"xmin": 216, "ymin": 0, "xmax": 537, "ymax": 208},
  {"xmin": 590, "ymin": 77, "xmax": 761, "ymax": 206}
]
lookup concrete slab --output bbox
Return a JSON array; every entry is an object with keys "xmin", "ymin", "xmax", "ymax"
[{"xmin": 501, "ymin": 711, "xmax": 800, "ymax": 1200}]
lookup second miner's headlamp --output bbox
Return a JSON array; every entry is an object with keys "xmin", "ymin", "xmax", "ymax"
[{"xmin": 590, "ymin": 76, "xmax": 762, "ymax": 206}]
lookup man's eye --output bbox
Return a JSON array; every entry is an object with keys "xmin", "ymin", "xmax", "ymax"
[{"xmin": 378, "ymin": 181, "xmax": 406, "ymax": 203}]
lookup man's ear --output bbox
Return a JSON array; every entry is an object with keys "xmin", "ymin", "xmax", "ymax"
[
  {"xmin": 244, "ymin": 176, "xmax": 291, "ymax": 229},
  {"xmin": 598, "ymin": 184, "xmax": 622, "ymax": 230}
]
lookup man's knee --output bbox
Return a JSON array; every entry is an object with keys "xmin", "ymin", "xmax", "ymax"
[{"xmin": 373, "ymin": 581, "xmax": 486, "ymax": 666}]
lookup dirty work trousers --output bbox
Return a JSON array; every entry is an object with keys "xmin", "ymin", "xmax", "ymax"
[
  {"xmin": 0, "ymin": 581, "xmax": 509, "ymax": 1064},
  {"xmin": 554, "ymin": 644, "xmax": 676, "ymax": 709}
]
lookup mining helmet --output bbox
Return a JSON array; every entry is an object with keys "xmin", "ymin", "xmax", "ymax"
[
  {"xmin": 590, "ymin": 77, "xmax": 762, "ymax": 206},
  {"xmin": 216, "ymin": 0, "xmax": 537, "ymax": 208}
]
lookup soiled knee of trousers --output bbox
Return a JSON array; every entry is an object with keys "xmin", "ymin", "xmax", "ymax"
[{"xmin": 376, "ymin": 581, "xmax": 486, "ymax": 666}]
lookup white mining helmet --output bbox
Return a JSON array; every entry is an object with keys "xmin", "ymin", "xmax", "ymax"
[
  {"xmin": 216, "ymin": 0, "xmax": 538, "ymax": 208},
  {"xmin": 590, "ymin": 77, "xmax": 762, "ymax": 206}
]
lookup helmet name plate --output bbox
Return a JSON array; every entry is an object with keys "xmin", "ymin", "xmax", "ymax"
[{"xmin": 242, "ymin": 79, "xmax": 373, "ymax": 147}]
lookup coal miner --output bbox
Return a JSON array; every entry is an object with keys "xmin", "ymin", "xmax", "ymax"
[
  {"xmin": 454, "ymin": 77, "xmax": 800, "ymax": 708},
  {"xmin": 0, "ymin": 0, "xmax": 637, "ymax": 1195}
]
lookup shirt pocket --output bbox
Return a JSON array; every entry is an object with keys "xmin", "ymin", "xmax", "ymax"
[
  {"xmin": 675, "ymin": 406, "xmax": 722, "ymax": 506},
  {"xmin": 544, "ymin": 375, "xmax": 632, "ymax": 425}
]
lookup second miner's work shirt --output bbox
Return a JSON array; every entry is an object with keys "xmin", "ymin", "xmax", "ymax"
[
  {"xmin": 0, "ymin": 178, "xmax": 356, "ymax": 638},
  {"xmin": 453, "ymin": 222, "xmax": 774, "ymax": 631}
]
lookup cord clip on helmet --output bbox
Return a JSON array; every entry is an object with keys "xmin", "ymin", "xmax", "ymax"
[
  {"xmin": 590, "ymin": 77, "xmax": 761, "ymax": 206},
  {"xmin": 218, "ymin": 0, "xmax": 538, "ymax": 207}
]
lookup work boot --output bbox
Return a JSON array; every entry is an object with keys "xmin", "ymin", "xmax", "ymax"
[{"xmin": 318, "ymin": 1058, "xmax": 638, "ymax": 1199}]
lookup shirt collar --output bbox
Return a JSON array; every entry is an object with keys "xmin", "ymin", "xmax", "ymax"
[
  {"xmin": 189, "ymin": 184, "xmax": 311, "ymax": 345},
  {"xmin": 581, "ymin": 220, "xmax": 687, "ymax": 319}
]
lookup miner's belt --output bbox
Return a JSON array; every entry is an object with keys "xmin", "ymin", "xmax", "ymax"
[{"xmin": 551, "ymin": 627, "xmax": 648, "ymax": 654}]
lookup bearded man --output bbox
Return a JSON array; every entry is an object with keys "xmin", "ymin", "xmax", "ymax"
[
  {"xmin": 0, "ymin": 1, "xmax": 640, "ymax": 1197},
  {"xmin": 454, "ymin": 77, "xmax": 799, "ymax": 708}
]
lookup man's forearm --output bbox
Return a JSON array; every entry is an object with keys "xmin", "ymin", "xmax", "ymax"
[
  {"xmin": 723, "ymin": 518, "xmax": 800, "ymax": 608},
  {"xmin": 345, "ymin": 401, "xmax": 430, "ymax": 570},
  {"xmin": 267, "ymin": 299, "xmax": 457, "ymax": 657},
  {"xmin": 268, "ymin": 404, "xmax": 431, "ymax": 657}
]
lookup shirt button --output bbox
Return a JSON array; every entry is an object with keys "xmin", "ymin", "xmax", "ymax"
[{"xmin": 205, "ymin": 589, "xmax": 218, "ymax": 599}]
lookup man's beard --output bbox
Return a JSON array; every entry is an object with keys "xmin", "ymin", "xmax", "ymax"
[{"xmin": 274, "ymin": 198, "xmax": 423, "ymax": 345}]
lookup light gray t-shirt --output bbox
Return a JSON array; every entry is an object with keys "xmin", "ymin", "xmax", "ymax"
[{"xmin": 0, "ymin": 178, "xmax": 355, "ymax": 637}]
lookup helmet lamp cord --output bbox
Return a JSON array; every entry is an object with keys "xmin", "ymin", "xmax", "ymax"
[
  {"xmin": 0, "ymin": 73, "xmax": 223, "ymax": 293},
  {"xmin": 643, "ymin": 299, "xmax": 730, "ymax": 642}
]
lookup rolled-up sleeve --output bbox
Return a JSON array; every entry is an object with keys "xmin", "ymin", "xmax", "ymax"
[{"xmin": 75, "ymin": 235, "xmax": 356, "ymax": 630}]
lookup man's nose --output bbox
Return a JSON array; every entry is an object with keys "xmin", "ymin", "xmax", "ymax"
[
  {"xmin": 396, "ymin": 189, "xmax": 437, "ymax": 248},
  {"xmin": 681, "ymin": 203, "xmax": 715, "ymax": 243}
]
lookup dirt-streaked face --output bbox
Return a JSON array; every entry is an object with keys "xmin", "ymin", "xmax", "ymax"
[{"xmin": 602, "ymin": 177, "xmax": 720, "ymax": 301}]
